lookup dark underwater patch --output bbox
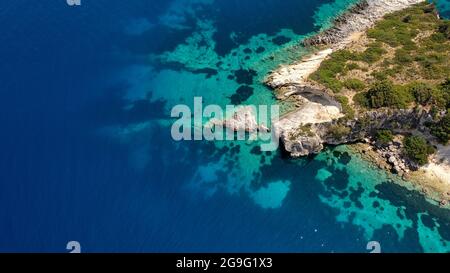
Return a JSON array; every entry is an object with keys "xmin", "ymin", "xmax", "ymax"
[
  {"xmin": 230, "ymin": 144, "xmax": 241, "ymax": 155},
  {"xmin": 397, "ymin": 208, "xmax": 405, "ymax": 220},
  {"xmin": 373, "ymin": 201, "xmax": 380, "ymax": 208},
  {"xmin": 272, "ymin": 36, "xmax": 291, "ymax": 45},
  {"xmin": 339, "ymin": 152, "xmax": 352, "ymax": 165},
  {"xmin": 256, "ymin": 46, "xmax": 265, "ymax": 54},
  {"xmin": 349, "ymin": 185, "xmax": 365, "ymax": 209},
  {"xmin": 375, "ymin": 182, "xmax": 450, "ymax": 241},
  {"xmin": 193, "ymin": 68, "xmax": 218, "ymax": 78},
  {"xmin": 229, "ymin": 85, "xmax": 254, "ymax": 105},
  {"xmin": 333, "ymin": 151, "xmax": 341, "ymax": 158},
  {"xmin": 421, "ymin": 214, "xmax": 435, "ymax": 229},
  {"xmin": 343, "ymin": 201, "xmax": 351, "ymax": 208},
  {"xmin": 85, "ymin": 85, "xmax": 167, "ymax": 127},
  {"xmin": 204, "ymin": 0, "xmax": 317, "ymax": 56},
  {"xmin": 250, "ymin": 146, "xmax": 262, "ymax": 155},
  {"xmin": 234, "ymin": 69, "xmax": 257, "ymax": 85},
  {"xmin": 323, "ymin": 168, "xmax": 349, "ymax": 191},
  {"xmin": 332, "ymin": 150, "xmax": 352, "ymax": 165},
  {"xmin": 436, "ymin": 221, "xmax": 450, "ymax": 241},
  {"xmin": 122, "ymin": 15, "xmax": 196, "ymax": 56}
]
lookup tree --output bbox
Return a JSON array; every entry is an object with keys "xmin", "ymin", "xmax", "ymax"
[
  {"xmin": 438, "ymin": 21, "xmax": 450, "ymax": 40},
  {"xmin": 408, "ymin": 82, "xmax": 433, "ymax": 105},
  {"xmin": 328, "ymin": 124, "xmax": 351, "ymax": 140},
  {"xmin": 429, "ymin": 112, "xmax": 450, "ymax": 144},
  {"xmin": 375, "ymin": 129, "xmax": 394, "ymax": 145},
  {"xmin": 366, "ymin": 80, "xmax": 412, "ymax": 109},
  {"xmin": 403, "ymin": 135, "xmax": 435, "ymax": 166}
]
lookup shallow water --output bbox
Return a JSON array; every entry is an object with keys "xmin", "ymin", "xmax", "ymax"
[{"xmin": 0, "ymin": 0, "xmax": 449, "ymax": 252}]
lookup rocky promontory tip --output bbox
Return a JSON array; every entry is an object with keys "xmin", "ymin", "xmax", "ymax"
[{"xmin": 265, "ymin": 0, "xmax": 450, "ymax": 202}]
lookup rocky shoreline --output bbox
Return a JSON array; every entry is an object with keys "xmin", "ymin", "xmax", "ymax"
[
  {"xmin": 349, "ymin": 142, "xmax": 450, "ymax": 208},
  {"xmin": 265, "ymin": 0, "xmax": 427, "ymax": 160},
  {"xmin": 303, "ymin": 0, "xmax": 426, "ymax": 47},
  {"xmin": 263, "ymin": 0, "xmax": 450, "ymax": 205}
]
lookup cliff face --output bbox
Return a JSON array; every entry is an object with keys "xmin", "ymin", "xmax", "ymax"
[
  {"xmin": 266, "ymin": 0, "xmax": 430, "ymax": 157},
  {"xmin": 280, "ymin": 108, "xmax": 432, "ymax": 157}
]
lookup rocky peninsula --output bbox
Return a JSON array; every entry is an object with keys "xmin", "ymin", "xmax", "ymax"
[{"xmin": 265, "ymin": 1, "xmax": 450, "ymax": 205}]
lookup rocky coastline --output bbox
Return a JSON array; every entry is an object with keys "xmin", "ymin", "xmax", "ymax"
[{"xmin": 264, "ymin": 0, "xmax": 450, "ymax": 204}]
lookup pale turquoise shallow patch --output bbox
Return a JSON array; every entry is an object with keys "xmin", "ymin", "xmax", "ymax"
[
  {"xmin": 251, "ymin": 180, "xmax": 292, "ymax": 209},
  {"xmin": 315, "ymin": 168, "xmax": 333, "ymax": 182}
]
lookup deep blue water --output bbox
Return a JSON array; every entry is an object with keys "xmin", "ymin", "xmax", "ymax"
[{"xmin": 1, "ymin": 0, "xmax": 450, "ymax": 253}]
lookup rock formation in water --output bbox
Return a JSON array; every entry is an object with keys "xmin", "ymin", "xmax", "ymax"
[
  {"xmin": 207, "ymin": 106, "xmax": 269, "ymax": 133},
  {"xmin": 265, "ymin": 0, "xmax": 426, "ymax": 157}
]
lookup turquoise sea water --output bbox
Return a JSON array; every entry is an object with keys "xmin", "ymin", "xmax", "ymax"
[
  {"xmin": 109, "ymin": 0, "xmax": 450, "ymax": 252},
  {"xmin": 0, "ymin": 0, "xmax": 449, "ymax": 252}
]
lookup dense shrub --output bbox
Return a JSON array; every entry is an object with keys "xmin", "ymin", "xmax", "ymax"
[
  {"xmin": 375, "ymin": 129, "xmax": 394, "ymax": 144},
  {"xmin": 438, "ymin": 21, "xmax": 450, "ymax": 39},
  {"xmin": 311, "ymin": 50, "xmax": 357, "ymax": 92},
  {"xmin": 394, "ymin": 49, "xmax": 413, "ymax": 64},
  {"xmin": 335, "ymin": 95, "xmax": 355, "ymax": 120},
  {"xmin": 346, "ymin": 63, "xmax": 360, "ymax": 71},
  {"xmin": 365, "ymin": 80, "xmax": 412, "ymax": 109},
  {"xmin": 440, "ymin": 79, "xmax": 450, "ymax": 108},
  {"xmin": 408, "ymin": 82, "xmax": 433, "ymax": 105},
  {"xmin": 429, "ymin": 112, "xmax": 450, "ymax": 144},
  {"xmin": 328, "ymin": 124, "xmax": 351, "ymax": 140},
  {"xmin": 343, "ymin": 78, "xmax": 365, "ymax": 91},
  {"xmin": 353, "ymin": 92, "xmax": 370, "ymax": 108},
  {"xmin": 357, "ymin": 43, "xmax": 387, "ymax": 64},
  {"xmin": 403, "ymin": 135, "xmax": 435, "ymax": 165}
]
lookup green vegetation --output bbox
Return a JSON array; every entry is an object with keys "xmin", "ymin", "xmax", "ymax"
[
  {"xmin": 375, "ymin": 129, "xmax": 394, "ymax": 145},
  {"xmin": 345, "ymin": 63, "xmax": 360, "ymax": 71},
  {"xmin": 311, "ymin": 2, "xmax": 450, "ymax": 93},
  {"xmin": 353, "ymin": 92, "xmax": 370, "ymax": 108},
  {"xmin": 403, "ymin": 135, "xmax": 435, "ymax": 165},
  {"xmin": 429, "ymin": 112, "xmax": 450, "ymax": 144},
  {"xmin": 308, "ymin": 3, "xmax": 450, "ymax": 152},
  {"xmin": 328, "ymin": 124, "xmax": 351, "ymax": 140},
  {"xmin": 439, "ymin": 21, "xmax": 450, "ymax": 39},
  {"xmin": 408, "ymin": 82, "xmax": 433, "ymax": 105},
  {"xmin": 440, "ymin": 79, "xmax": 450, "ymax": 109},
  {"xmin": 289, "ymin": 124, "xmax": 315, "ymax": 140},
  {"xmin": 363, "ymin": 80, "xmax": 413, "ymax": 109},
  {"xmin": 394, "ymin": 48, "xmax": 413, "ymax": 64},
  {"xmin": 335, "ymin": 95, "xmax": 355, "ymax": 120},
  {"xmin": 357, "ymin": 42, "xmax": 387, "ymax": 64},
  {"xmin": 309, "ymin": 50, "xmax": 353, "ymax": 92},
  {"xmin": 343, "ymin": 78, "xmax": 365, "ymax": 91}
]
